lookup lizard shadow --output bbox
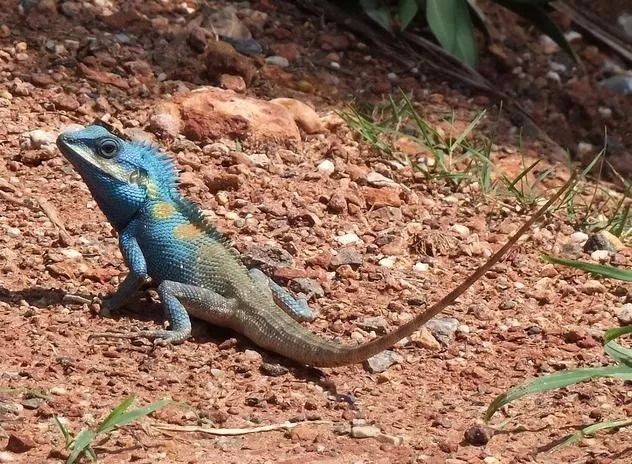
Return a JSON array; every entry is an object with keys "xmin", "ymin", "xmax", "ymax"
[
  {"xmin": 0, "ymin": 286, "xmax": 68, "ymax": 308},
  {"xmin": 98, "ymin": 291, "xmax": 344, "ymax": 394}
]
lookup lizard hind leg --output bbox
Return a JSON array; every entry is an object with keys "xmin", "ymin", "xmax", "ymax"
[
  {"xmin": 248, "ymin": 268, "xmax": 316, "ymax": 322},
  {"xmin": 90, "ymin": 280, "xmax": 237, "ymax": 346}
]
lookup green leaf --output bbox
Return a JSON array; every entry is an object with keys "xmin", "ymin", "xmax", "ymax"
[
  {"xmin": 95, "ymin": 395, "xmax": 136, "ymax": 434},
  {"xmin": 67, "ymin": 429, "xmax": 96, "ymax": 464},
  {"xmin": 100, "ymin": 398, "xmax": 172, "ymax": 434},
  {"xmin": 398, "ymin": 0, "xmax": 419, "ymax": 30},
  {"xmin": 485, "ymin": 364, "xmax": 632, "ymax": 421},
  {"xmin": 553, "ymin": 418, "xmax": 632, "ymax": 450},
  {"xmin": 97, "ymin": 396, "xmax": 171, "ymax": 435},
  {"xmin": 603, "ymin": 326, "xmax": 632, "ymax": 367},
  {"xmin": 360, "ymin": 0, "xmax": 393, "ymax": 32},
  {"xmin": 494, "ymin": 1, "xmax": 579, "ymax": 63},
  {"xmin": 542, "ymin": 255, "xmax": 632, "ymax": 282},
  {"xmin": 54, "ymin": 417, "xmax": 72, "ymax": 448},
  {"xmin": 426, "ymin": 0, "xmax": 477, "ymax": 67}
]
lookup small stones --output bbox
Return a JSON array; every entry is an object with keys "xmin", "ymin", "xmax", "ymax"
[
  {"xmin": 334, "ymin": 232, "xmax": 362, "ymax": 246},
  {"xmin": 243, "ymin": 349, "xmax": 262, "ymax": 363},
  {"xmin": 590, "ymin": 249, "xmax": 610, "ymax": 262},
  {"xmin": 327, "ymin": 191, "xmax": 347, "ymax": 214},
  {"xmin": 316, "ymin": 159, "xmax": 335, "ymax": 176},
  {"xmin": 205, "ymin": 40, "xmax": 257, "ymax": 86},
  {"xmin": 378, "ymin": 256, "xmax": 396, "ymax": 268},
  {"xmin": 361, "ymin": 187, "xmax": 401, "ymax": 208},
  {"xmin": 260, "ymin": 362, "xmax": 288, "ymax": 377},
  {"xmin": 357, "ymin": 317, "xmax": 389, "ymax": 335},
  {"xmin": 27, "ymin": 129, "xmax": 56, "ymax": 149},
  {"xmin": 366, "ymin": 171, "xmax": 398, "ymax": 188},
  {"xmin": 425, "ymin": 318, "xmax": 459, "ymax": 345},
  {"xmin": 464, "ymin": 423, "xmax": 495, "ymax": 446},
  {"xmin": 580, "ymin": 279, "xmax": 607, "ymax": 295},
  {"xmin": 451, "ymin": 224, "xmax": 470, "ymax": 237},
  {"xmin": 410, "ymin": 327, "xmax": 441, "ymax": 351},
  {"xmin": 350, "ymin": 424, "xmax": 381, "ymax": 438},
  {"xmin": 203, "ymin": 171, "xmax": 241, "ymax": 193},
  {"xmin": 330, "ymin": 249, "xmax": 363, "ymax": 269},
  {"xmin": 413, "ymin": 262, "xmax": 429, "ymax": 273},
  {"xmin": 616, "ymin": 303, "xmax": 632, "ymax": 325},
  {"xmin": 265, "ymin": 55, "xmax": 289, "ymax": 68},
  {"xmin": 5, "ymin": 433, "xmax": 36, "ymax": 453},
  {"xmin": 363, "ymin": 350, "xmax": 401, "ymax": 373},
  {"xmin": 584, "ymin": 230, "xmax": 625, "ymax": 253},
  {"xmin": 290, "ymin": 278, "xmax": 324, "ymax": 298}
]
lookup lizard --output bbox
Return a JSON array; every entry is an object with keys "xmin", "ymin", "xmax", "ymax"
[{"xmin": 56, "ymin": 123, "xmax": 575, "ymax": 367}]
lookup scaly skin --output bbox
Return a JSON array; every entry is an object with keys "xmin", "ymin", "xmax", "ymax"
[{"xmin": 56, "ymin": 124, "xmax": 574, "ymax": 367}]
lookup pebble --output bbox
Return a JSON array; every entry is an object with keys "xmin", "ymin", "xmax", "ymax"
[
  {"xmin": 350, "ymin": 425, "xmax": 381, "ymax": 438},
  {"xmin": 451, "ymin": 224, "xmax": 470, "ymax": 237},
  {"xmin": 335, "ymin": 232, "xmax": 363, "ymax": 246},
  {"xmin": 426, "ymin": 318, "xmax": 459, "ymax": 345},
  {"xmin": 49, "ymin": 386, "xmax": 68, "ymax": 396},
  {"xmin": 366, "ymin": 171, "xmax": 398, "ymax": 188},
  {"xmin": 581, "ymin": 279, "xmax": 606, "ymax": 295},
  {"xmin": 410, "ymin": 327, "xmax": 441, "ymax": 350},
  {"xmin": 569, "ymin": 231, "xmax": 588, "ymax": 243},
  {"xmin": 363, "ymin": 350, "xmax": 401, "ymax": 373},
  {"xmin": 584, "ymin": 230, "xmax": 625, "ymax": 253},
  {"xmin": 291, "ymin": 278, "xmax": 324, "ymax": 298},
  {"xmin": 6, "ymin": 227, "xmax": 20, "ymax": 238},
  {"xmin": 260, "ymin": 362, "xmax": 288, "ymax": 377},
  {"xmin": 413, "ymin": 262, "xmax": 429, "ymax": 272},
  {"xmin": 0, "ymin": 452, "xmax": 16, "ymax": 463},
  {"xmin": 330, "ymin": 249, "xmax": 363, "ymax": 269},
  {"xmin": 243, "ymin": 349, "xmax": 262, "ymax": 363},
  {"xmin": 378, "ymin": 256, "xmax": 396, "ymax": 268},
  {"xmin": 265, "ymin": 55, "xmax": 289, "ymax": 68},
  {"xmin": 616, "ymin": 303, "xmax": 632, "ymax": 325},
  {"xmin": 317, "ymin": 159, "xmax": 335, "ymax": 176},
  {"xmin": 248, "ymin": 153, "xmax": 270, "ymax": 168},
  {"xmin": 6, "ymin": 433, "xmax": 36, "ymax": 453},
  {"xmin": 590, "ymin": 249, "xmax": 610, "ymax": 262}
]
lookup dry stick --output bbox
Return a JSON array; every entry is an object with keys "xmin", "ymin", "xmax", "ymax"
[
  {"xmin": 154, "ymin": 420, "xmax": 332, "ymax": 437},
  {"xmin": 34, "ymin": 196, "xmax": 72, "ymax": 246}
]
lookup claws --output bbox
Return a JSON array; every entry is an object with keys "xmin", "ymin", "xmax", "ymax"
[{"xmin": 88, "ymin": 329, "xmax": 188, "ymax": 346}]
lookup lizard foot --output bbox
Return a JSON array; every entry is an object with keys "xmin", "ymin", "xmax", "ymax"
[{"xmin": 88, "ymin": 328, "xmax": 189, "ymax": 346}]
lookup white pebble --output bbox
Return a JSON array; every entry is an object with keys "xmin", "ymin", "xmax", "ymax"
[
  {"xmin": 414, "ymin": 262, "xmax": 429, "ymax": 272},
  {"xmin": 317, "ymin": 159, "xmax": 335, "ymax": 176},
  {"xmin": 335, "ymin": 232, "xmax": 362, "ymax": 246}
]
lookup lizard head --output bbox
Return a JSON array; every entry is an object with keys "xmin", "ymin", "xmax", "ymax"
[{"xmin": 57, "ymin": 124, "xmax": 177, "ymax": 231}]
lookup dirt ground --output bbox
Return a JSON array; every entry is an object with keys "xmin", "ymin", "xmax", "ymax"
[{"xmin": 0, "ymin": 1, "xmax": 631, "ymax": 463}]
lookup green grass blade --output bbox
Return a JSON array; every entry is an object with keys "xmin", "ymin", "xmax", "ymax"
[
  {"xmin": 450, "ymin": 109, "xmax": 486, "ymax": 154},
  {"xmin": 603, "ymin": 326, "xmax": 632, "ymax": 367},
  {"xmin": 484, "ymin": 365, "xmax": 632, "ymax": 421},
  {"xmin": 95, "ymin": 395, "xmax": 136, "ymax": 434},
  {"xmin": 542, "ymin": 255, "xmax": 632, "ymax": 282},
  {"xmin": 553, "ymin": 418, "xmax": 632, "ymax": 450},
  {"xmin": 53, "ymin": 417, "xmax": 72, "ymax": 448},
  {"xmin": 98, "ymin": 398, "xmax": 172, "ymax": 435},
  {"xmin": 67, "ymin": 430, "xmax": 96, "ymax": 464}
]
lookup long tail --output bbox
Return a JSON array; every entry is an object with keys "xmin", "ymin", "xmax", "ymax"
[{"xmin": 245, "ymin": 174, "xmax": 577, "ymax": 367}]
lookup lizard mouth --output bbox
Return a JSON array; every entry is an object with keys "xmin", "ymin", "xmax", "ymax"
[{"xmin": 57, "ymin": 129, "xmax": 130, "ymax": 183}]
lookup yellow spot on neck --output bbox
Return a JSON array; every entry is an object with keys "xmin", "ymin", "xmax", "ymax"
[
  {"xmin": 174, "ymin": 223, "xmax": 204, "ymax": 240},
  {"xmin": 152, "ymin": 202, "xmax": 176, "ymax": 219}
]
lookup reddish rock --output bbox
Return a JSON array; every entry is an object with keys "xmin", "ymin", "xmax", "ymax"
[
  {"xmin": 205, "ymin": 40, "xmax": 257, "ymax": 86},
  {"xmin": 53, "ymin": 93, "xmax": 80, "ymax": 111},
  {"xmin": 219, "ymin": 74, "xmax": 247, "ymax": 93},
  {"xmin": 361, "ymin": 187, "xmax": 402, "ymax": 208},
  {"xmin": 6, "ymin": 433, "xmax": 36, "ymax": 453},
  {"xmin": 270, "ymin": 42, "xmax": 301, "ymax": 61},
  {"xmin": 149, "ymin": 102, "xmax": 182, "ymax": 139},
  {"xmin": 270, "ymin": 98, "xmax": 324, "ymax": 134},
  {"xmin": 177, "ymin": 87, "xmax": 300, "ymax": 144},
  {"xmin": 78, "ymin": 63, "xmax": 130, "ymax": 89},
  {"xmin": 202, "ymin": 171, "xmax": 241, "ymax": 192},
  {"xmin": 319, "ymin": 33, "xmax": 350, "ymax": 51}
]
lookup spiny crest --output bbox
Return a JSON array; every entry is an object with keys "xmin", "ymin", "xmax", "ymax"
[
  {"xmin": 173, "ymin": 196, "xmax": 231, "ymax": 247},
  {"xmin": 131, "ymin": 140, "xmax": 179, "ymax": 194}
]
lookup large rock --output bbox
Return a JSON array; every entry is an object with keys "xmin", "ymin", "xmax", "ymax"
[{"xmin": 176, "ymin": 87, "xmax": 301, "ymax": 144}]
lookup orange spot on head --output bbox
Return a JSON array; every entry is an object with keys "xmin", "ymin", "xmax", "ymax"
[
  {"xmin": 152, "ymin": 202, "xmax": 176, "ymax": 219},
  {"xmin": 174, "ymin": 223, "xmax": 203, "ymax": 240}
]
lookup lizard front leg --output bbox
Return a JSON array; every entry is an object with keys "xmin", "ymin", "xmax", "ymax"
[
  {"xmin": 101, "ymin": 222, "xmax": 151, "ymax": 312},
  {"xmin": 91, "ymin": 281, "xmax": 237, "ymax": 345}
]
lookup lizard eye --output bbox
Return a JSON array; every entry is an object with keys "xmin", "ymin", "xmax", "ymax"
[{"xmin": 97, "ymin": 138, "xmax": 120, "ymax": 158}]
